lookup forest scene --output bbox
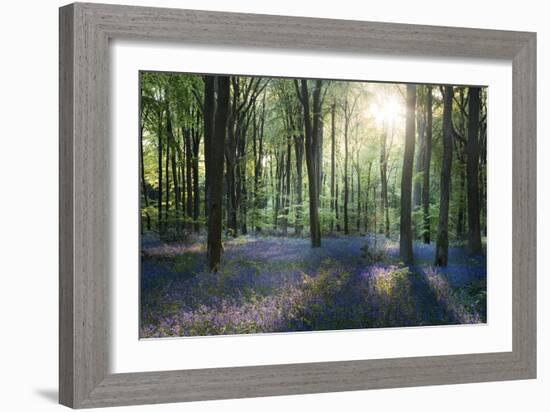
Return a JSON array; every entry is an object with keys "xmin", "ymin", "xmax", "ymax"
[{"xmin": 139, "ymin": 72, "xmax": 487, "ymax": 338}]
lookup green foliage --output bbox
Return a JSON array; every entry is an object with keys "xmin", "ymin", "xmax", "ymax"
[
  {"xmin": 139, "ymin": 70, "xmax": 487, "ymax": 248},
  {"xmin": 452, "ymin": 279, "xmax": 487, "ymax": 318}
]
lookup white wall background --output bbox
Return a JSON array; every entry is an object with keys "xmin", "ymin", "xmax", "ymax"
[{"xmin": 0, "ymin": 1, "xmax": 546, "ymax": 411}]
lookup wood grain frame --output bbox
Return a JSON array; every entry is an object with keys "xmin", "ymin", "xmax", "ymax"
[{"xmin": 59, "ymin": 2, "xmax": 536, "ymax": 408}]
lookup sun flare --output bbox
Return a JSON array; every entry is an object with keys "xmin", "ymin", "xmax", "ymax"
[{"xmin": 368, "ymin": 95, "xmax": 404, "ymax": 126}]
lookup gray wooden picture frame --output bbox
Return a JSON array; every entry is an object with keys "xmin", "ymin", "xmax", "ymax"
[{"xmin": 59, "ymin": 2, "xmax": 536, "ymax": 408}]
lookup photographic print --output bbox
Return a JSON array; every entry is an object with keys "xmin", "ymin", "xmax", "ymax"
[{"xmin": 139, "ymin": 73, "xmax": 487, "ymax": 338}]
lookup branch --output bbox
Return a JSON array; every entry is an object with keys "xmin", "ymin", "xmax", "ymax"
[
  {"xmin": 294, "ymin": 79, "xmax": 306, "ymax": 106},
  {"xmin": 452, "ymin": 95, "xmax": 468, "ymax": 118},
  {"xmin": 452, "ymin": 123, "xmax": 466, "ymax": 144},
  {"xmin": 242, "ymin": 78, "xmax": 269, "ymax": 115},
  {"xmin": 320, "ymin": 80, "xmax": 330, "ymax": 105},
  {"xmin": 479, "ymin": 112, "xmax": 487, "ymax": 126},
  {"xmin": 191, "ymin": 85, "xmax": 203, "ymax": 115},
  {"xmin": 396, "ymin": 84, "xmax": 406, "ymax": 100}
]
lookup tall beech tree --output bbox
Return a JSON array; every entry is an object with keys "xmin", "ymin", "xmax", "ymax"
[
  {"xmin": 203, "ymin": 76, "xmax": 215, "ymax": 217},
  {"xmin": 295, "ymin": 79, "xmax": 323, "ymax": 247},
  {"xmin": 166, "ymin": 98, "xmax": 181, "ymax": 233},
  {"xmin": 341, "ymin": 90, "xmax": 360, "ymax": 235},
  {"xmin": 224, "ymin": 77, "xmax": 268, "ymax": 237},
  {"xmin": 343, "ymin": 98, "xmax": 350, "ymax": 235},
  {"xmin": 156, "ymin": 103, "xmax": 164, "ymax": 232},
  {"xmin": 206, "ymin": 76, "xmax": 230, "ymax": 271},
  {"xmin": 452, "ymin": 88, "xmax": 468, "ymax": 239},
  {"xmin": 225, "ymin": 78, "xmax": 239, "ymax": 236},
  {"xmin": 294, "ymin": 107, "xmax": 305, "ymax": 236},
  {"xmin": 191, "ymin": 110, "xmax": 201, "ymax": 232},
  {"xmin": 412, "ymin": 86, "xmax": 425, "ymax": 213},
  {"xmin": 479, "ymin": 92, "xmax": 488, "ymax": 235},
  {"xmin": 356, "ymin": 150, "xmax": 362, "ymax": 232},
  {"xmin": 435, "ymin": 86, "xmax": 454, "ymax": 266},
  {"xmin": 422, "ymin": 86, "xmax": 433, "ymax": 244},
  {"xmin": 467, "ymin": 87, "xmax": 482, "ymax": 254},
  {"xmin": 281, "ymin": 132, "xmax": 292, "ymax": 236},
  {"xmin": 364, "ymin": 161, "xmax": 373, "ymax": 233},
  {"xmin": 330, "ymin": 102, "xmax": 336, "ymax": 232},
  {"xmin": 399, "ymin": 84, "xmax": 416, "ymax": 264},
  {"xmin": 184, "ymin": 125, "xmax": 193, "ymax": 230},
  {"xmin": 139, "ymin": 100, "xmax": 152, "ymax": 231},
  {"xmin": 164, "ymin": 108, "xmax": 170, "ymax": 230},
  {"xmin": 252, "ymin": 93, "xmax": 267, "ymax": 232},
  {"xmin": 379, "ymin": 125, "xmax": 390, "ymax": 236}
]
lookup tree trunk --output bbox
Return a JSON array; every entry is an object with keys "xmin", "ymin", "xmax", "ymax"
[
  {"xmin": 412, "ymin": 88, "xmax": 425, "ymax": 211},
  {"xmin": 311, "ymin": 81, "xmax": 323, "ymax": 245},
  {"xmin": 236, "ymin": 119, "xmax": 249, "ymax": 236},
  {"xmin": 455, "ymin": 89, "xmax": 467, "ymax": 239},
  {"xmin": 279, "ymin": 150, "xmax": 285, "ymax": 233},
  {"xmin": 166, "ymin": 103, "xmax": 181, "ymax": 234},
  {"xmin": 356, "ymin": 160, "xmax": 361, "ymax": 232},
  {"xmin": 373, "ymin": 182, "xmax": 377, "ymax": 249},
  {"xmin": 225, "ymin": 121, "xmax": 238, "ymax": 236},
  {"xmin": 165, "ymin": 119, "xmax": 170, "ymax": 231},
  {"xmin": 157, "ymin": 107, "xmax": 163, "ymax": 232},
  {"xmin": 285, "ymin": 137, "xmax": 292, "ymax": 235},
  {"xmin": 467, "ymin": 87, "xmax": 483, "ymax": 255},
  {"xmin": 191, "ymin": 113, "xmax": 201, "ymax": 232},
  {"xmin": 180, "ymin": 127, "xmax": 188, "ymax": 226},
  {"xmin": 385, "ymin": 188, "xmax": 390, "ymax": 237},
  {"xmin": 170, "ymin": 146, "xmax": 179, "ymax": 232},
  {"xmin": 379, "ymin": 128, "xmax": 389, "ymax": 236},
  {"xmin": 252, "ymin": 102, "xmax": 266, "ymax": 233},
  {"xmin": 203, "ymin": 76, "xmax": 215, "ymax": 218},
  {"xmin": 225, "ymin": 82, "xmax": 238, "ymax": 237},
  {"xmin": 294, "ymin": 112, "xmax": 304, "ymax": 236},
  {"xmin": 252, "ymin": 107, "xmax": 259, "ymax": 232},
  {"xmin": 274, "ymin": 150, "xmax": 282, "ymax": 230},
  {"xmin": 435, "ymin": 86, "xmax": 454, "ymax": 266},
  {"xmin": 140, "ymin": 112, "xmax": 151, "ymax": 231},
  {"xmin": 297, "ymin": 79, "xmax": 322, "ymax": 247},
  {"xmin": 330, "ymin": 102, "xmax": 336, "ymax": 233},
  {"xmin": 479, "ymin": 92, "xmax": 487, "ymax": 236},
  {"xmin": 258, "ymin": 97, "xmax": 267, "ymax": 226},
  {"xmin": 457, "ymin": 164, "xmax": 466, "ymax": 238},
  {"xmin": 207, "ymin": 76, "xmax": 230, "ymax": 271},
  {"xmin": 351, "ymin": 166, "xmax": 354, "ymax": 218},
  {"xmin": 317, "ymin": 116, "xmax": 323, "ymax": 197},
  {"xmin": 364, "ymin": 161, "xmax": 372, "ymax": 233},
  {"xmin": 422, "ymin": 87, "xmax": 433, "ymax": 244},
  {"xmin": 335, "ymin": 180, "xmax": 340, "ymax": 231},
  {"xmin": 343, "ymin": 100, "xmax": 350, "ymax": 235},
  {"xmin": 269, "ymin": 150, "xmax": 275, "ymax": 229},
  {"xmin": 184, "ymin": 127, "xmax": 193, "ymax": 231},
  {"xmin": 400, "ymin": 85, "xmax": 416, "ymax": 264}
]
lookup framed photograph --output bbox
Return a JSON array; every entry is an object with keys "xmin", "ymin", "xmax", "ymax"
[{"xmin": 59, "ymin": 2, "xmax": 536, "ymax": 408}]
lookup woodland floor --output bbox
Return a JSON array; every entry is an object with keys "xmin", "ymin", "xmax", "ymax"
[{"xmin": 140, "ymin": 234, "xmax": 487, "ymax": 338}]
